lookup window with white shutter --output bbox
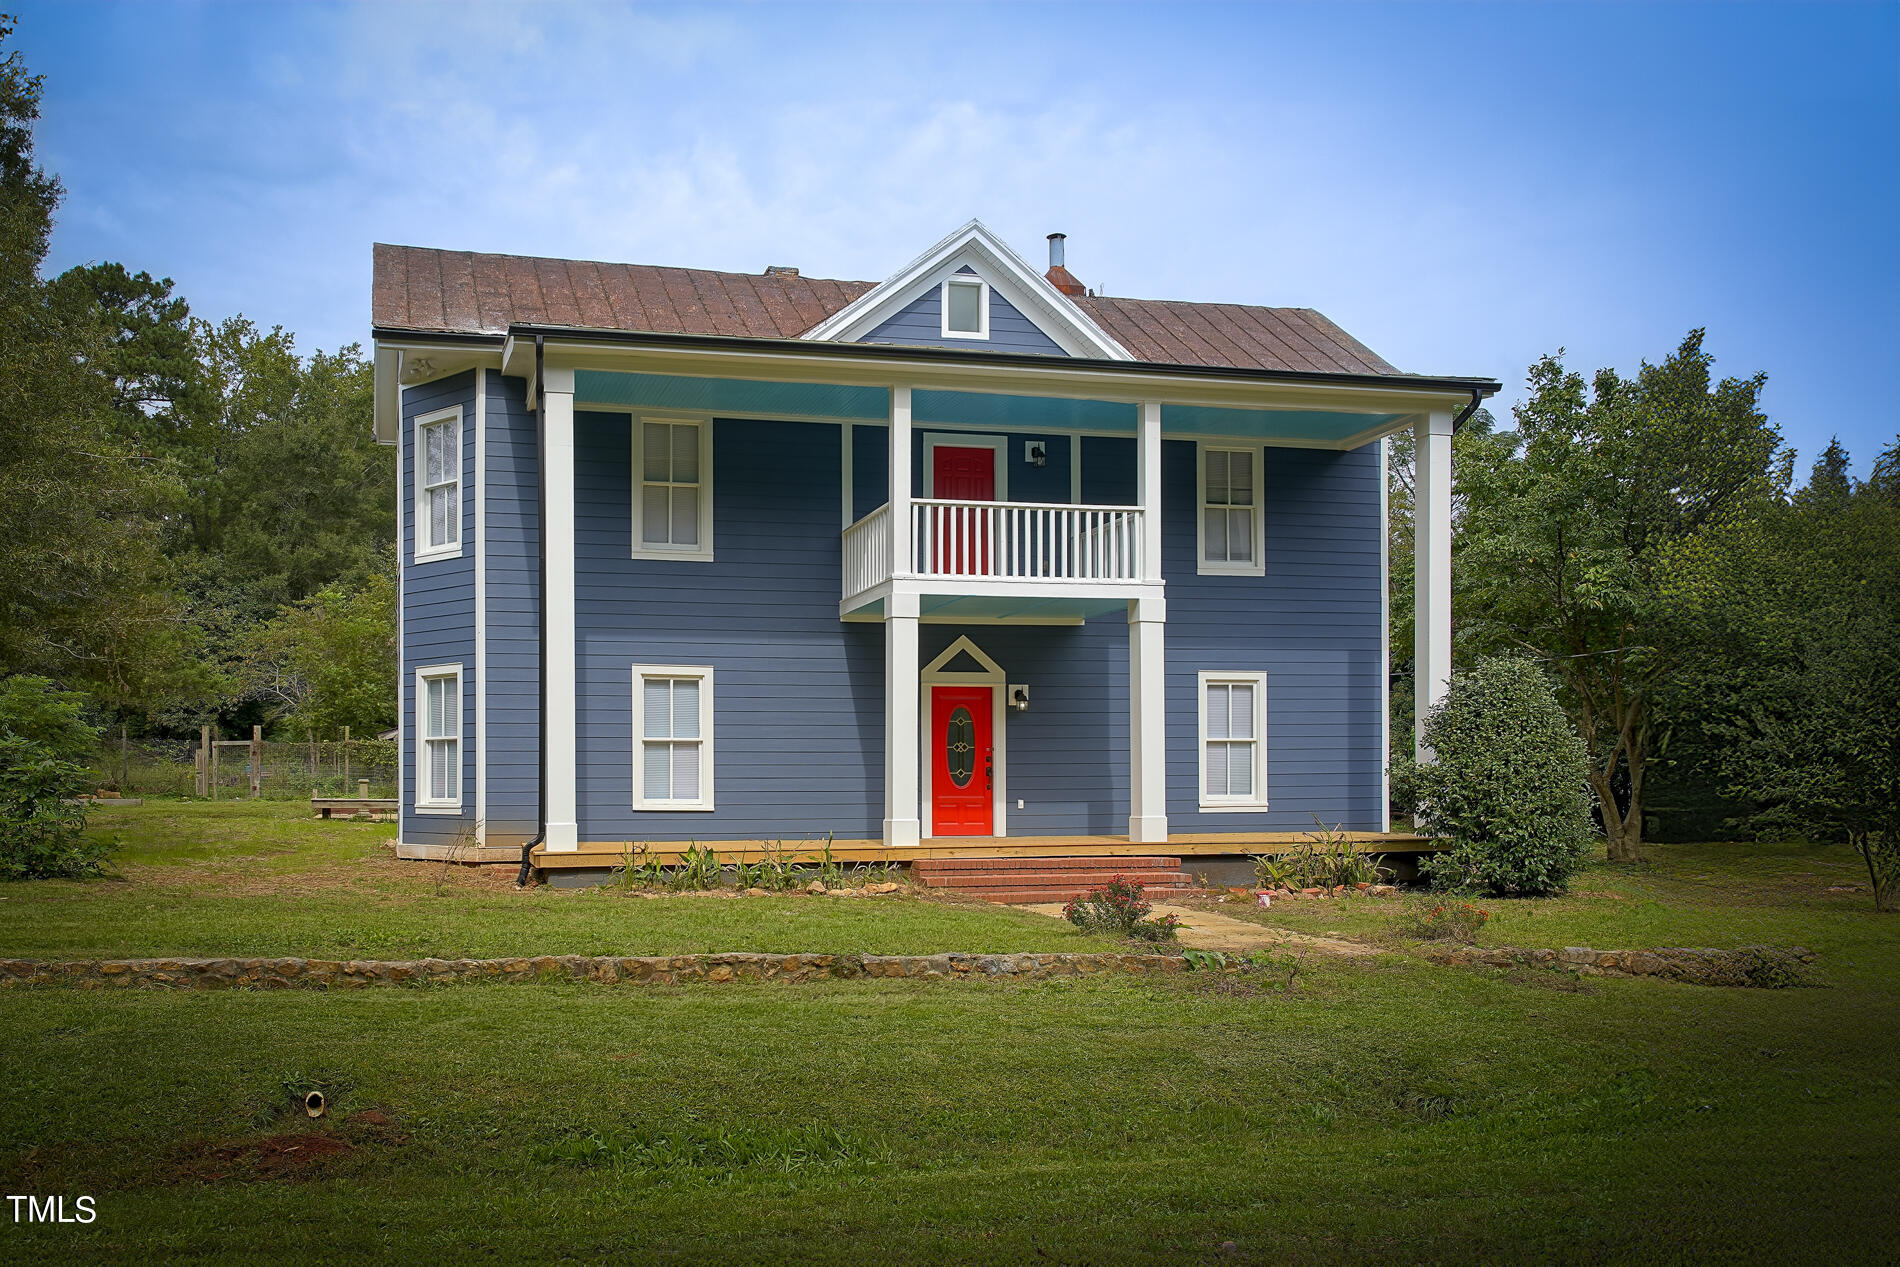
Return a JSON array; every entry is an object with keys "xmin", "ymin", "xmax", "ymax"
[
  {"xmin": 633, "ymin": 665, "xmax": 714, "ymax": 811},
  {"xmin": 1199, "ymin": 671, "xmax": 1268, "ymax": 810}
]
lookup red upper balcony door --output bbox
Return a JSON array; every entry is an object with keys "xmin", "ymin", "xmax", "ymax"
[{"xmin": 931, "ymin": 445, "xmax": 996, "ymax": 575}]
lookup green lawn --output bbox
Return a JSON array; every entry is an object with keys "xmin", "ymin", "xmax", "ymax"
[
  {"xmin": 0, "ymin": 803, "xmax": 1894, "ymax": 1262},
  {"xmin": 1221, "ymin": 841, "xmax": 1893, "ymax": 987},
  {"xmin": 0, "ymin": 801, "xmax": 1120, "ymax": 958}
]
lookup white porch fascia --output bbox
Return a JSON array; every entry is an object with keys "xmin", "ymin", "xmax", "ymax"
[{"xmin": 533, "ymin": 337, "xmax": 1482, "ymax": 440}]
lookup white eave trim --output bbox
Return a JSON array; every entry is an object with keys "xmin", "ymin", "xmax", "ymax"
[
  {"xmin": 373, "ymin": 345, "xmax": 401, "ymax": 445},
  {"xmin": 800, "ymin": 219, "xmax": 1134, "ymax": 362}
]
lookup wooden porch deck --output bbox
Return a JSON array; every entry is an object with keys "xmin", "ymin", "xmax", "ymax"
[{"xmin": 527, "ymin": 831, "xmax": 1435, "ymax": 870}]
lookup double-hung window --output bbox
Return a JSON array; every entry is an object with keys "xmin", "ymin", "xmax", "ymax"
[
  {"xmin": 416, "ymin": 665, "xmax": 463, "ymax": 810},
  {"xmin": 1199, "ymin": 445, "xmax": 1263, "ymax": 575},
  {"xmin": 634, "ymin": 665, "xmax": 714, "ymax": 811},
  {"xmin": 635, "ymin": 418, "xmax": 713, "ymax": 560},
  {"xmin": 414, "ymin": 406, "xmax": 462, "ymax": 561},
  {"xmin": 1199, "ymin": 671, "xmax": 1268, "ymax": 810}
]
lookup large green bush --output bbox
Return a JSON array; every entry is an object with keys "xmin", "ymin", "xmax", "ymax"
[
  {"xmin": 1416, "ymin": 656, "xmax": 1594, "ymax": 896},
  {"xmin": 0, "ymin": 676, "xmax": 112, "ymax": 880}
]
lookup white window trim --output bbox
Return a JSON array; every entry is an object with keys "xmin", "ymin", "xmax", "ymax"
[
  {"xmin": 632, "ymin": 663, "xmax": 715, "ymax": 812},
  {"xmin": 1198, "ymin": 670, "xmax": 1269, "ymax": 812},
  {"xmin": 940, "ymin": 275, "xmax": 991, "ymax": 341},
  {"xmin": 921, "ymin": 432, "xmax": 1010, "ymax": 501},
  {"xmin": 415, "ymin": 662, "xmax": 464, "ymax": 814},
  {"xmin": 1196, "ymin": 443, "xmax": 1266, "ymax": 578},
  {"xmin": 413, "ymin": 404, "xmax": 464, "ymax": 563},
  {"xmin": 630, "ymin": 414, "xmax": 715, "ymax": 562}
]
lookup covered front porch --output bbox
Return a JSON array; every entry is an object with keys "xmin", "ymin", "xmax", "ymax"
[
  {"xmin": 505, "ymin": 329, "xmax": 1469, "ymax": 851},
  {"xmin": 522, "ymin": 829, "xmax": 1436, "ymax": 870}
]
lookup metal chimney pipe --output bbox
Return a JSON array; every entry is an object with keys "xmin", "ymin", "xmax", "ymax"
[{"xmin": 1047, "ymin": 232, "xmax": 1066, "ymax": 269}]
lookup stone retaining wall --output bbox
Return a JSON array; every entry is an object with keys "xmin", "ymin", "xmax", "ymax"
[
  {"xmin": 1421, "ymin": 943, "xmax": 1816, "ymax": 987},
  {"xmin": 0, "ymin": 951, "xmax": 1186, "ymax": 991}
]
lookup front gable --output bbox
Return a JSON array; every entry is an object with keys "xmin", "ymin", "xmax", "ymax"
[{"xmin": 802, "ymin": 221, "xmax": 1130, "ymax": 361}]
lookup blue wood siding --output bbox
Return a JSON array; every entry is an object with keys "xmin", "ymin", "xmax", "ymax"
[
  {"xmin": 1160, "ymin": 440, "xmax": 1386, "ymax": 832},
  {"xmin": 463, "ymin": 404, "xmax": 1384, "ymax": 844},
  {"xmin": 862, "ymin": 280, "xmax": 1068, "ymax": 356},
  {"xmin": 850, "ymin": 426, "xmax": 1075, "ymax": 512},
  {"xmin": 1081, "ymin": 436, "xmax": 1136, "ymax": 505},
  {"xmin": 399, "ymin": 371, "xmax": 477, "ymax": 846},
  {"xmin": 920, "ymin": 624, "xmax": 1128, "ymax": 834},
  {"xmin": 575, "ymin": 413, "xmax": 886, "ymax": 842},
  {"xmin": 483, "ymin": 373, "xmax": 541, "ymax": 845}
]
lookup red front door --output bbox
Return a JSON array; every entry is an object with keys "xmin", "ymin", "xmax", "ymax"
[
  {"xmin": 930, "ymin": 686, "xmax": 993, "ymax": 836},
  {"xmin": 930, "ymin": 445, "xmax": 996, "ymax": 575}
]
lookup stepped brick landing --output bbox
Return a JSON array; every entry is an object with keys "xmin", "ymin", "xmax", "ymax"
[{"xmin": 913, "ymin": 856, "xmax": 1190, "ymax": 905}]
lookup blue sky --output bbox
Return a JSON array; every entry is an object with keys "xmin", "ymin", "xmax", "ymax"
[{"xmin": 17, "ymin": 1, "xmax": 1898, "ymax": 477}]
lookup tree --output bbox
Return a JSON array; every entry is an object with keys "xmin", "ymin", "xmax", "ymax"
[
  {"xmin": 0, "ymin": 18, "xmax": 179, "ymax": 690},
  {"xmin": 178, "ymin": 319, "xmax": 391, "ymax": 608},
  {"xmin": 1673, "ymin": 435, "xmax": 1900, "ymax": 911},
  {"xmin": 1793, "ymin": 436, "xmax": 1853, "ymax": 505},
  {"xmin": 235, "ymin": 572, "xmax": 397, "ymax": 737},
  {"xmin": 1455, "ymin": 331, "xmax": 1784, "ymax": 862},
  {"xmin": 0, "ymin": 673, "xmax": 109, "ymax": 880}
]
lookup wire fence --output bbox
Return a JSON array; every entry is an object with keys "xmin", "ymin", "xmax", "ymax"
[{"xmin": 85, "ymin": 730, "xmax": 399, "ymax": 800}]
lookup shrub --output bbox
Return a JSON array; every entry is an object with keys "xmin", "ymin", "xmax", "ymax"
[
  {"xmin": 1406, "ymin": 900, "xmax": 1489, "ymax": 942},
  {"xmin": 1127, "ymin": 912, "xmax": 1183, "ymax": 942},
  {"xmin": 1063, "ymin": 876, "xmax": 1181, "ymax": 941},
  {"xmin": 1064, "ymin": 875, "xmax": 1152, "ymax": 931},
  {"xmin": 0, "ymin": 675, "xmax": 98, "ymax": 762},
  {"xmin": 1397, "ymin": 900, "xmax": 1490, "ymax": 943},
  {"xmin": 1415, "ymin": 656, "xmax": 1594, "ymax": 896},
  {"xmin": 0, "ymin": 736, "xmax": 112, "ymax": 880}
]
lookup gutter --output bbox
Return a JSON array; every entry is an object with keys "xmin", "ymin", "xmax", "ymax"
[
  {"xmin": 370, "ymin": 322, "xmax": 1502, "ymax": 401},
  {"xmin": 1451, "ymin": 385, "xmax": 1486, "ymax": 432},
  {"xmin": 515, "ymin": 333, "xmax": 548, "ymax": 888}
]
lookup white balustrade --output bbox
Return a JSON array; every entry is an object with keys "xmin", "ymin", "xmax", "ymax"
[
  {"xmin": 841, "ymin": 503, "xmax": 892, "ymax": 600},
  {"xmin": 844, "ymin": 499, "xmax": 1146, "ymax": 599}
]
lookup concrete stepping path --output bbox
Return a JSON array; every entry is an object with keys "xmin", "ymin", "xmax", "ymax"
[{"xmin": 1019, "ymin": 902, "xmax": 1382, "ymax": 958}]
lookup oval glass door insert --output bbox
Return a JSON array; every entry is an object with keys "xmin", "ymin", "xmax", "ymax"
[{"xmin": 945, "ymin": 707, "xmax": 975, "ymax": 787}]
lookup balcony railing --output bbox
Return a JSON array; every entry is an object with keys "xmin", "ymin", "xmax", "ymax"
[{"xmin": 843, "ymin": 498, "xmax": 1146, "ymax": 602}]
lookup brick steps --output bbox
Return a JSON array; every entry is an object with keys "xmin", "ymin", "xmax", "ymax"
[{"xmin": 914, "ymin": 856, "xmax": 1188, "ymax": 904}]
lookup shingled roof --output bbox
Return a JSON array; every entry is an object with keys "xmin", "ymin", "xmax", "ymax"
[{"xmin": 372, "ymin": 243, "xmax": 1399, "ymax": 378}]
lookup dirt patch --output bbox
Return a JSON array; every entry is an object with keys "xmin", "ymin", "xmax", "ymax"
[
  {"xmin": 170, "ymin": 1114, "xmax": 404, "ymax": 1184},
  {"xmin": 175, "ymin": 1132, "xmax": 355, "ymax": 1183}
]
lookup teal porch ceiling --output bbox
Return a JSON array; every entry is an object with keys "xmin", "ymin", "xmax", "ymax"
[
  {"xmin": 1160, "ymin": 404, "xmax": 1405, "ymax": 444},
  {"xmin": 576, "ymin": 370, "xmax": 888, "ymax": 420},
  {"xmin": 576, "ymin": 370, "xmax": 1403, "ymax": 444}
]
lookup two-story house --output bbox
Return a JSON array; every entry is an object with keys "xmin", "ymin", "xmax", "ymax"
[{"xmin": 370, "ymin": 221, "xmax": 1495, "ymax": 881}]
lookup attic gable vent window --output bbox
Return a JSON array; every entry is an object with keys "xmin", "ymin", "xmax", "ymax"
[{"xmin": 941, "ymin": 276, "xmax": 989, "ymax": 340}]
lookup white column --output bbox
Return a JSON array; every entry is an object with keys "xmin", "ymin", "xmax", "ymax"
[
  {"xmin": 1128, "ymin": 595, "xmax": 1168, "ymax": 843},
  {"xmin": 1414, "ymin": 409, "xmax": 1454, "ymax": 761},
  {"xmin": 543, "ymin": 366, "xmax": 579, "ymax": 850},
  {"xmin": 884, "ymin": 590, "xmax": 921, "ymax": 846},
  {"xmin": 889, "ymin": 386, "xmax": 912, "ymax": 576},
  {"xmin": 1137, "ymin": 401, "xmax": 1163, "ymax": 581},
  {"xmin": 474, "ymin": 368, "xmax": 488, "ymax": 843}
]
